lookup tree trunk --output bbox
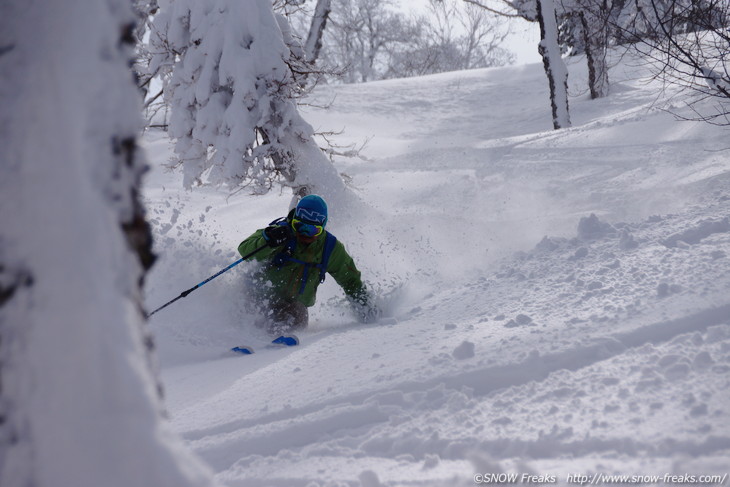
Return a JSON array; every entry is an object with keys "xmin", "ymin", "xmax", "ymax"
[
  {"xmin": 536, "ymin": 0, "xmax": 571, "ymax": 129},
  {"xmin": 579, "ymin": 11, "xmax": 609, "ymax": 99},
  {"xmin": 0, "ymin": 1, "xmax": 213, "ymax": 486},
  {"xmin": 304, "ymin": 0, "xmax": 332, "ymax": 64}
]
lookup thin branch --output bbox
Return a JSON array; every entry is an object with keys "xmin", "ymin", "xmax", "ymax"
[
  {"xmin": 462, "ymin": 0, "xmax": 523, "ymax": 18},
  {"xmin": 143, "ymin": 88, "xmax": 164, "ymax": 109}
]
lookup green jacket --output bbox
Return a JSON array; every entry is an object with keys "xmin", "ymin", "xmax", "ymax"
[{"xmin": 237, "ymin": 225, "xmax": 366, "ymax": 308}]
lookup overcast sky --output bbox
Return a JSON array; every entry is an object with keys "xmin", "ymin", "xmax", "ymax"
[{"xmin": 505, "ymin": 17, "xmax": 542, "ymax": 64}]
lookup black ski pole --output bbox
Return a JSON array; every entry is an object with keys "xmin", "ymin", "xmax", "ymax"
[{"xmin": 146, "ymin": 243, "xmax": 268, "ymax": 318}]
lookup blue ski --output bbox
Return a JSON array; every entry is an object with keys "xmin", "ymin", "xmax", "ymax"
[
  {"xmin": 231, "ymin": 345, "xmax": 255, "ymax": 355},
  {"xmin": 231, "ymin": 334, "xmax": 299, "ymax": 355},
  {"xmin": 270, "ymin": 335, "xmax": 299, "ymax": 347}
]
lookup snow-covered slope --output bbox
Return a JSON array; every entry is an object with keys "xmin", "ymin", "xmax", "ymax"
[{"xmin": 142, "ymin": 53, "xmax": 730, "ymax": 486}]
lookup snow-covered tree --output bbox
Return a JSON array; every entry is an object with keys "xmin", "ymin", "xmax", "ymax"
[
  {"xmin": 466, "ymin": 0, "xmax": 571, "ymax": 128},
  {"xmin": 467, "ymin": 0, "xmax": 610, "ymax": 99},
  {"xmin": 626, "ymin": 0, "xmax": 730, "ymax": 125},
  {"xmin": 613, "ymin": 0, "xmax": 726, "ymax": 42},
  {"xmin": 0, "ymin": 1, "xmax": 215, "ymax": 486},
  {"xmin": 304, "ymin": 0, "xmax": 333, "ymax": 64},
  {"xmin": 148, "ymin": 0, "xmax": 346, "ymax": 198},
  {"xmin": 557, "ymin": 1, "xmax": 612, "ymax": 99},
  {"xmin": 538, "ymin": 0, "xmax": 572, "ymax": 128},
  {"xmin": 134, "ymin": 1, "xmax": 161, "ymax": 99}
]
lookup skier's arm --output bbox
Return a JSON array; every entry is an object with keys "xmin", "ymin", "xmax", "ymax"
[
  {"xmin": 237, "ymin": 229, "xmax": 277, "ymax": 261},
  {"xmin": 328, "ymin": 243, "xmax": 380, "ymax": 323},
  {"xmin": 327, "ymin": 242, "xmax": 364, "ymax": 297}
]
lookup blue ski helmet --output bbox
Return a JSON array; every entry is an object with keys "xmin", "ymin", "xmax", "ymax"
[{"xmin": 294, "ymin": 195, "xmax": 328, "ymax": 226}]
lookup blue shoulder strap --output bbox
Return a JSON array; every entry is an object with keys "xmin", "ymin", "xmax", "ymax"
[
  {"xmin": 270, "ymin": 217, "xmax": 288, "ymax": 227},
  {"xmin": 318, "ymin": 232, "xmax": 337, "ymax": 283}
]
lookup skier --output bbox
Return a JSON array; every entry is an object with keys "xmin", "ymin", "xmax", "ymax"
[{"xmin": 237, "ymin": 194, "xmax": 380, "ymax": 335}]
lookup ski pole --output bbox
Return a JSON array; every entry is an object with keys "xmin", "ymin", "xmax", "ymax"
[{"xmin": 146, "ymin": 243, "xmax": 268, "ymax": 318}]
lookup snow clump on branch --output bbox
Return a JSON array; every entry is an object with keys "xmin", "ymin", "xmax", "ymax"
[{"xmin": 149, "ymin": 0, "xmax": 343, "ymax": 196}]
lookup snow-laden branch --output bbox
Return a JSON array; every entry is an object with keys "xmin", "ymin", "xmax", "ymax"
[{"xmin": 149, "ymin": 0, "xmax": 345, "ymax": 198}]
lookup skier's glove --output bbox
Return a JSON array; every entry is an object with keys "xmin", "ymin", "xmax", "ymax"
[
  {"xmin": 263, "ymin": 225, "xmax": 291, "ymax": 247},
  {"xmin": 359, "ymin": 303, "xmax": 382, "ymax": 324},
  {"xmin": 351, "ymin": 292, "xmax": 382, "ymax": 324}
]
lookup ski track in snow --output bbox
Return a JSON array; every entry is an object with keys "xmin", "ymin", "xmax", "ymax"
[{"xmin": 143, "ymin": 53, "xmax": 730, "ymax": 486}]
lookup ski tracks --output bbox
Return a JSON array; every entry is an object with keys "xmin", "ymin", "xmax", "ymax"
[{"xmin": 183, "ymin": 303, "xmax": 730, "ymax": 474}]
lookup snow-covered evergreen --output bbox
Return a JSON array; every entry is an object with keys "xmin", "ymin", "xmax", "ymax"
[{"xmin": 149, "ymin": 0, "xmax": 346, "ymax": 202}]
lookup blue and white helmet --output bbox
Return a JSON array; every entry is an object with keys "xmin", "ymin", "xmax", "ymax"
[{"xmin": 294, "ymin": 194, "xmax": 328, "ymax": 226}]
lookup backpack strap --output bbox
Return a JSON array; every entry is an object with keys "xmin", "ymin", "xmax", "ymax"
[
  {"xmin": 270, "ymin": 231, "xmax": 337, "ymax": 295},
  {"xmin": 318, "ymin": 232, "xmax": 337, "ymax": 284},
  {"xmin": 269, "ymin": 216, "xmax": 288, "ymax": 227}
]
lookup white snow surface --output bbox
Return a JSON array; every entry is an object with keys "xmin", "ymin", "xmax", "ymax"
[{"xmin": 143, "ymin": 53, "xmax": 730, "ymax": 486}]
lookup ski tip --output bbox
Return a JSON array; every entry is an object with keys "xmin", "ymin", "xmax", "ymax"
[
  {"xmin": 231, "ymin": 346, "xmax": 255, "ymax": 355},
  {"xmin": 271, "ymin": 334, "xmax": 299, "ymax": 347}
]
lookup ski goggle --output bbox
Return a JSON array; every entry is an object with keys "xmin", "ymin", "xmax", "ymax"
[{"xmin": 292, "ymin": 218, "xmax": 324, "ymax": 237}]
